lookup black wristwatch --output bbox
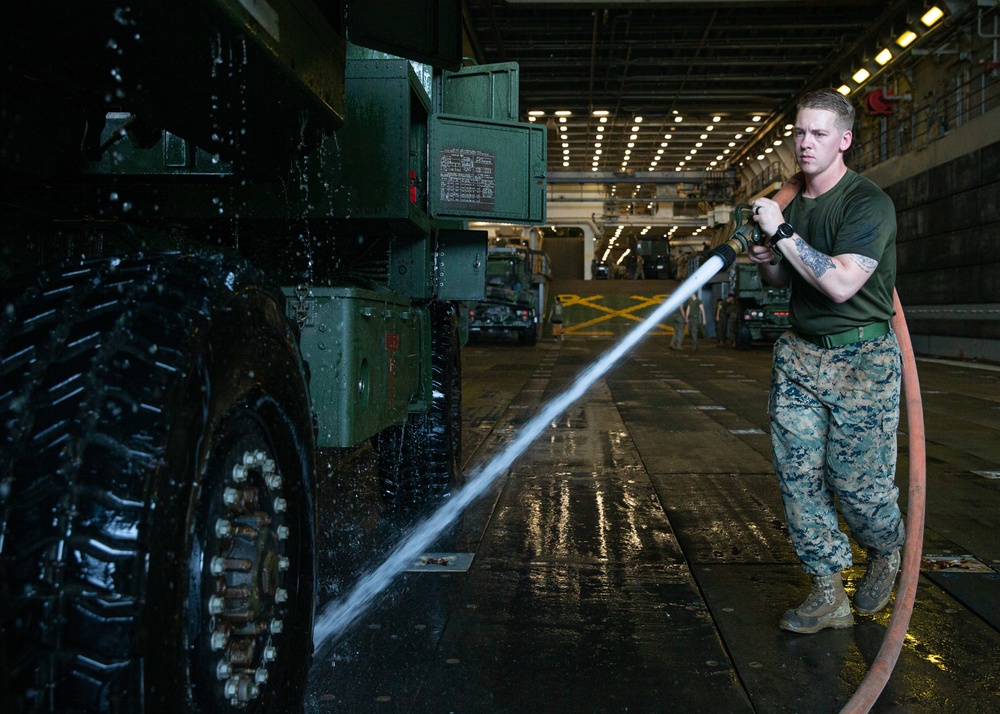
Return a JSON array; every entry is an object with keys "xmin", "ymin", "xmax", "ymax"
[{"xmin": 769, "ymin": 222, "xmax": 794, "ymax": 247}]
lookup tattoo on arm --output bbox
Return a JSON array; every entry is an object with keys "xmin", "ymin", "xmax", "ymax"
[
  {"xmin": 848, "ymin": 254, "xmax": 878, "ymax": 273},
  {"xmin": 792, "ymin": 236, "xmax": 835, "ymax": 279}
]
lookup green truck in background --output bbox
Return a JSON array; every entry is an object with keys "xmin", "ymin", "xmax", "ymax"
[
  {"xmin": 730, "ymin": 262, "xmax": 792, "ymax": 342},
  {"xmin": 469, "ymin": 243, "xmax": 551, "ymax": 345},
  {"xmin": 0, "ymin": 2, "xmax": 544, "ymax": 712}
]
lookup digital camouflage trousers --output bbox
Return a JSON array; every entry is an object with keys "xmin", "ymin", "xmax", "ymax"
[{"xmin": 769, "ymin": 331, "xmax": 906, "ymax": 576}]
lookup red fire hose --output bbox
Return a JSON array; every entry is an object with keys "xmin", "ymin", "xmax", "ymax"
[
  {"xmin": 769, "ymin": 174, "xmax": 927, "ymax": 712},
  {"xmin": 840, "ymin": 290, "xmax": 926, "ymax": 713}
]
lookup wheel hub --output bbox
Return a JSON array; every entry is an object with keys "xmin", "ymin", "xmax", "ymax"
[{"xmin": 207, "ymin": 448, "xmax": 289, "ymax": 708}]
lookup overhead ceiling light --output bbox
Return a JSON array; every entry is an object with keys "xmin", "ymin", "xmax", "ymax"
[
  {"xmin": 627, "ymin": 142, "xmax": 635, "ymax": 148},
  {"xmin": 592, "ymin": 110, "xmax": 609, "ymax": 116},
  {"xmin": 562, "ymin": 143, "xmax": 569, "ymax": 148},
  {"xmin": 594, "ymin": 142, "xmax": 601, "ymax": 147},
  {"xmin": 630, "ymin": 134, "xmax": 638, "ymax": 140},
  {"xmin": 897, "ymin": 30, "xmax": 917, "ymax": 48},
  {"xmin": 752, "ymin": 116, "xmax": 762, "ymax": 122},
  {"xmin": 600, "ymin": 117, "xmax": 608, "ymax": 123},
  {"xmin": 735, "ymin": 133, "xmax": 743, "ymax": 139},
  {"xmin": 597, "ymin": 134, "xmax": 604, "ymax": 139},
  {"xmin": 695, "ymin": 142, "xmax": 703, "ymax": 147},
  {"xmin": 631, "ymin": 126, "xmax": 640, "ymax": 132},
  {"xmin": 555, "ymin": 110, "xmax": 572, "ymax": 116},
  {"xmin": 837, "ymin": 84, "xmax": 852, "ymax": 95},
  {"xmin": 921, "ymin": 6, "xmax": 944, "ymax": 27},
  {"xmin": 528, "ymin": 116, "xmax": 536, "ymax": 122},
  {"xmin": 852, "ymin": 67, "xmax": 871, "ymax": 83},
  {"xmin": 675, "ymin": 117, "xmax": 683, "ymax": 123},
  {"xmin": 559, "ymin": 117, "xmax": 567, "ymax": 123},
  {"xmin": 875, "ymin": 48, "xmax": 893, "ymax": 65},
  {"xmin": 706, "ymin": 125, "xmax": 714, "ymax": 131},
  {"xmin": 700, "ymin": 134, "xmax": 708, "ymax": 140},
  {"xmin": 757, "ymin": 154, "xmax": 765, "ymax": 160},
  {"xmin": 713, "ymin": 116, "xmax": 721, "ymax": 122},
  {"xmin": 528, "ymin": 110, "xmax": 545, "ymax": 116},
  {"xmin": 634, "ymin": 116, "xmax": 643, "ymax": 123},
  {"xmin": 773, "ymin": 139, "xmax": 782, "ymax": 146}
]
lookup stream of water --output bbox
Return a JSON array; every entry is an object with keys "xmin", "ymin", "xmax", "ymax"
[{"xmin": 311, "ymin": 255, "xmax": 726, "ymax": 650}]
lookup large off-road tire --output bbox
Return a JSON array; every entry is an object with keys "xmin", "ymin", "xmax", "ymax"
[
  {"xmin": 0, "ymin": 253, "xmax": 315, "ymax": 713},
  {"xmin": 376, "ymin": 301, "xmax": 462, "ymax": 513}
]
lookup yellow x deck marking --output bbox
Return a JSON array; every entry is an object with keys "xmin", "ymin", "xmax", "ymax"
[{"xmin": 557, "ymin": 294, "xmax": 677, "ymax": 336}]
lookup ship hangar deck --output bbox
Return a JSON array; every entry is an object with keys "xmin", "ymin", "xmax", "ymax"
[{"xmin": 305, "ymin": 329, "xmax": 1000, "ymax": 713}]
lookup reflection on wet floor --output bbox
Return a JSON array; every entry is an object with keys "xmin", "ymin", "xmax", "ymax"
[{"xmin": 306, "ymin": 339, "xmax": 1000, "ymax": 713}]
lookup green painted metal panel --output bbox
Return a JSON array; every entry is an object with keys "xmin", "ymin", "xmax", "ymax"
[
  {"xmin": 327, "ymin": 59, "xmax": 431, "ymax": 230},
  {"xmin": 284, "ymin": 286, "xmax": 423, "ymax": 448},
  {"xmin": 428, "ymin": 116, "xmax": 547, "ymax": 223},
  {"xmin": 435, "ymin": 229, "xmax": 488, "ymax": 301},
  {"xmin": 389, "ymin": 233, "xmax": 434, "ymax": 299},
  {"xmin": 442, "ymin": 63, "xmax": 520, "ymax": 121}
]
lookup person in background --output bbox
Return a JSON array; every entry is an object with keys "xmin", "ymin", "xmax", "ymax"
[
  {"xmin": 714, "ymin": 298, "xmax": 726, "ymax": 347},
  {"xmin": 723, "ymin": 294, "xmax": 738, "ymax": 347},
  {"xmin": 748, "ymin": 88, "xmax": 904, "ymax": 634},
  {"xmin": 670, "ymin": 303, "xmax": 686, "ymax": 350},
  {"xmin": 549, "ymin": 296, "xmax": 565, "ymax": 341},
  {"xmin": 681, "ymin": 292, "xmax": 706, "ymax": 351}
]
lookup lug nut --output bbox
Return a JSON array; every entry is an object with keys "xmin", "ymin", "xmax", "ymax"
[
  {"xmin": 263, "ymin": 645, "xmax": 278, "ymax": 662},
  {"xmin": 217, "ymin": 661, "xmax": 232, "ymax": 680},
  {"xmin": 270, "ymin": 618, "xmax": 283, "ymax": 634},
  {"xmin": 232, "ymin": 464, "xmax": 248, "ymax": 483},
  {"xmin": 266, "ymin": 474, "xmax": 283, "ymax": 490},
  {"xmin": 274, "ymin": 588, "xmax": 288, "ymax": 603},
  {"xmin": 208, "ymin": 595, "xmax": 225, "ymax": 615},
  {"xmin": 254, "ymin": 668, "xmax": 269, "ymax": 684},
  {"xmin": 210, "ymin": 556, "xmax": 226, "ymax": 576},
  {"xmin": 273, "ymin": 497, "xmax": 287, "ymax": 513},
  {"xmin": 215, "ymin": 519, "xmax": 232, "ymax": 538},
  {"xmin": 276, "ymin": 525, "xmax": 290, "ymax": 540},
  {"xmin": 211, "ymin": 631, "xmax": 229, "ymax": 651},
  {"xmin": 278, "ymin": 557, "xmax": 290, "ymax": 571},
  {"xmin": 262, "ymin": 458, "xmax": 276, "ymax": 475},
  {"xmin": 223, "ymin": 487, "xmax": 239, "ymax": 506}
]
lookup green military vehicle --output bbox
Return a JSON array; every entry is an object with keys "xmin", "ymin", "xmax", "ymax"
[
  {"xmin": 469, "ymin": 244, "xmax": 549, "ymax": 345},
  {"xmin": 730, "ymin": 262, "xmax": 792, "ymax": 341},
  {"xmin": 0, "ymin": 2, "xmax": 545, "ymax": 711}
]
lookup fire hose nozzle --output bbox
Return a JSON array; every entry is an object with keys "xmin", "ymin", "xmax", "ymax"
[
  {"xmin": 706, "ymin": 172, "xmax": 805, "ymax": 271},
  {"xmin": 708, "ymin": 205, "xmax": 760, "ymax": 270}
]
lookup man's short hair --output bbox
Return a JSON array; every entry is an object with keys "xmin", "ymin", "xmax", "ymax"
[{"xmin": 798, "ymin": 89, "xmax": 855, "ymax": 133}]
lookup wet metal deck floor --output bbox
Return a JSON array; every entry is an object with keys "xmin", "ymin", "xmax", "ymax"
[{"xmin": 306, "ymin": 338, "xmax": 1000, "ymax": 713}]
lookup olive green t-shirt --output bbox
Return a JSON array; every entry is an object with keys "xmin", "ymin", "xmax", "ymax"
[{"xmin": 784, "ymin": 169, "xmax": 896, "ymax": 335}]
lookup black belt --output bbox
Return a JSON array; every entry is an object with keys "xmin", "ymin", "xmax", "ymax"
[{"xmin": 794, "ymin": 321, "xmax": 891, "ymax": 348}]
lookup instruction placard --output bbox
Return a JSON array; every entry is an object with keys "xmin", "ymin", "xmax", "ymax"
[{"xmin": 439, "ymin": 148, "xmax": 496, "ymax": 212}]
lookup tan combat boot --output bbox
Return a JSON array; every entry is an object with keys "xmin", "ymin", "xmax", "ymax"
[{"xmin": 779, "ymin": 572, "xmax": 854, "ymax": 634}]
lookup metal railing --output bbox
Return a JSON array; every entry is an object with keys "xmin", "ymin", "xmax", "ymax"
[{"xmin": 852, "ymin": 66, "xmax": 1000, "ymax": 172}]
